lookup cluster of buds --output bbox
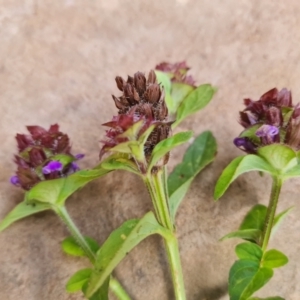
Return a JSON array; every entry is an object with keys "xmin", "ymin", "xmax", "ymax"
[
  {"xmin": 234, "ymin": 88, "xmax": 300, "ymax": 153},
  {"xmin": 155, "ymin": 61, "xmax": 195, "ymax": 86},
  {"xmin": 10, "ymin": 124, "xmax": 83, "ymax": 190},
  {"xmin": 100, "ymin": 70, "xmax": 172, "ymax": 166}
]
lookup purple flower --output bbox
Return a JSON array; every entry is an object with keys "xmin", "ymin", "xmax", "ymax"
[
  {"xmin": 10, "ymin": 124, "xmax": 83, "ymax": 190},
  {"xmin": 10, "ymin": 175, "xmax": 20, "ymax": 186},
  {"xmin": 75, "ymin": 153, "xmax": 85, "ymax": 160},
  {"xmin": 233, "ymin": 88, "xmax": 300, "ymax": 153},
  {"xmin": 42, "ymin": 161, "xmax": 63, "ymax": 174},
  {"xmin": 233, "ymin": 137, "xmax": 256, "ymax": 154},
  {"xmin": 70, "ymin": 162, "xmax": 80, "ymax": 172}
]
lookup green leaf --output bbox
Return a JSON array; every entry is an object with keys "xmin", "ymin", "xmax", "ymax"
[
  {"xmin": 220, "ymin": 229, "xmax": 262, "ymax": 243},
  {"xmin": 101, "ymin": 155, "xmax": 140, "ymax": 175},
  {"xmin": 148, "ymin": 131, "xmax": 193, "ymax": 171},
  {"xmin": 258, "ymin": 144, "xmax": 297, "ymax": 173},
  {"xmin": 262, "ymin": 249, "xmax": 288, "ymax": 269},
  {"xmin": 240, "ymin": 204, "xmax": 267, "ymax": 231},
  {"xmin": 26, "ymin": 168, "xmax": 109, "ymax": 206},
  {"xmin": 235, "ymin": 243, "xmax": 263, "ymax": 262},
  {"xmin": 0, "ymin": 201, "xmax": 51, "ymax": 232},
  {"xmin": 85, "ymin": 211, "xmax": 171, "ymax": 298},
  {"xmin": 272, "ymin": 206, "xmax": 293, "ymax": 235},
  {"xmin": 168, "ymin": 131, "xmax": 217, "ymax": 219},
  {"xmin": 169, "ymin": 82, "xmax": 194, "ymax": 115},
  {"xmin": 229, "ymin": 260, "xmax": 273, "ymax": 300},
  {"xmin": 66, "ymin": 268, "xmax": 92, "ymax": 293},
  {"xmin": 282, "ymin": 163, "xmax": 300, "ymax": 179},
  {"xmin": 214, "ymin": 155, "xmax": 276, "ymax": 200},
  {"xmin": 62, "ymin": 236, "xmax": 99, "ymax": 257},
  {"xmin": 173, "ymin": 84, "xmax": 216, "ymax": 128},
  {"xmin": 155, "ymin": 70, "xmax": 172, "ymax": 94},
  {"xmin": 248, "ymin": 297, "xmax": 284, "ymax": 300},
  {"xmin": 155, "ymin": 71, "xmax": 173, "ymax": 112},
  {"xmin": 83, "ymin": 278, "xmax": 110, "ymax": 300}
]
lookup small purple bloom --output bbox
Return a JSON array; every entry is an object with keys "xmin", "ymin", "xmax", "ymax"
[
  {"xmin": 256, "ymin": 125, "xmax": 279, "ymax": 137},
  {"xmin": 70, "ymin": 162, "xmax": 80, "ymax": 172},
  {"xmin": 10, "ymin": 175, "xmax": 20, "ymax": 186},
  {"xmin": 75, "ymin": 153, "xmax": 85, "ymax": 160},
  {"xmin": 233, "ymin": 137, "xmax": 256, "ymax": 153},
  {"xmin": 42, "ymin": 160, "xmax": 63, "ymax": 174}
]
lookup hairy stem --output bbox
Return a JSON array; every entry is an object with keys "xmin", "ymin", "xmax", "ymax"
[
  {"xmin": 144, "ymin": 169, "xmax": 186, "ymax": 300},
  {"xmin": 54, "ymin": 205, "xmax": 96, "ymax": 263},
  {"xmin": 260, "ymin": 176, "xmax": 283, "ymax": 251}
]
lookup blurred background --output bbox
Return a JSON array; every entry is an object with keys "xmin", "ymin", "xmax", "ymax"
[{"xmin": 0, "ymin": 0, "xmax": 300, "ymax": 299}]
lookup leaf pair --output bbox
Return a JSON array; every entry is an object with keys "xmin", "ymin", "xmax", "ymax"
[
  {"xmin": 102, "ymin": 131, "xmax": 194, "ymax": 174},
  {"xmin": 214, "ymin": 144, "xmax": 300, "ymax": 201},
  {"xmin": 229, "ymin": 242, "xmax": 288, "ymax": 300},
  {"xmin": 221, "ymin": 204, "xmax": 293, "ymax": 244},
  {"xmin": 167, "ymin": 131, "xmax": 217, "ymax": 219},
  {"xmin": 0, "ymin": 167, "xmax": 109, "ymax": 232}
]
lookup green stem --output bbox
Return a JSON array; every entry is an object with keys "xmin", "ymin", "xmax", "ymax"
[
  {"xmin": 54, "ymin": 205, "xmax": 96, "ymax": 263},
  {"xmin": 53, "ymin": 205, "xmax": 131, "ymax": 300},
  {"xmin": 260, "ymin": 176, "xmax": 283, "ymax": 251},
  {"xmin": 164, "ymin": 234, "xmax": 186, "ymax": 300},
  {"xmin": 110, "ymin": 277, "xmax": 131, "ymax": 300},
  {"xmin": 152, "ymin": 169, "xmax": 173, "ymax": 231},
  {"xmin": 144, "ymin": 169, "xmax": 186, "ymax": 300},
  {"xmin": 143, "ymin": 176, "xmax": 163, "ymax": 225}
]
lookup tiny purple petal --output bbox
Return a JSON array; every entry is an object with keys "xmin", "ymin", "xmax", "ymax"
[
  {"xmin": 42, "ymin": 160, "xmax": 63, "ymax": 174},
  {"xmin": 256, "ymin": 125, "xmax": 279, "ymax": 137},
  {"xmin": 10, "ymin": 175, "xmax": 20, "ymax": 186},
  {"xmin": 233, "ymin": 137, "xmax": 256, "ymax": 153},
  {"xmin": 75, "ymin": 153, "xmax": 85, "ymax": 160},
  {"xmin": 70, "ymin": 162, "xmax": 80, "ymax": 172}
]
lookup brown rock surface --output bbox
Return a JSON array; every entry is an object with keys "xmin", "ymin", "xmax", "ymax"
[{"xmin": 0, "ymin": 0, "xmax": 300, "ymax": 299}]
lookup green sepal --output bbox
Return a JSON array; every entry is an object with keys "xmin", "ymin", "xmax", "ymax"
[
  {"xmin": 214, "ymin": 155, "xmax": 276, "ymax": 200},
  {"xmin": 173, "ymin": 84, "xmax": 216, "ymax": 128},
  {"xmin": 118, "ymin": 119, "xmax": 145, "ymax": 140},
  {"xmin": 66, "ymin": 268, "xmax": 92, "ymax": 293},
  {"xmin": 85, "ymin": 211, "xmax": 171, "ymax": 298},
  {"xmin": 62, "ymin": 236, "xmax": 99, "ymax": 257},
  {"xmin": 0, "ymin": 201, "xmax": 51, "ymax": 232},
  {"xmin": 26, "ymin": 168, "xmax": 109, "ymax": 206},
  {"xmin": 239, "ymin": 124, "xmax": 262, "ymax": 144},
  {"xmin": 168, "ymin": 131, "xmax": 217, "ymax": 219}
]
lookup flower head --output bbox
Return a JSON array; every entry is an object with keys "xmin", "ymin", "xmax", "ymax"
[
  {"xmin": 155, "ymin": 61, "xmax": 195, "ymax": 86},
  {"xmin": 234, "ymin": 88, "xmax": 300, "ymax": 153},
  {"xmin": 100, "ymin": 70, "xmax": 172, "ymax": 168},
  {"xmin": 10, "ymin": 124, "xmax": 84, "ymax": 190}
]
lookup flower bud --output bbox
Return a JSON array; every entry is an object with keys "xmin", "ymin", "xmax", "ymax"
[{"xmin": 10, "ymin": 125, "xmax": 83, "ymax": 190}]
